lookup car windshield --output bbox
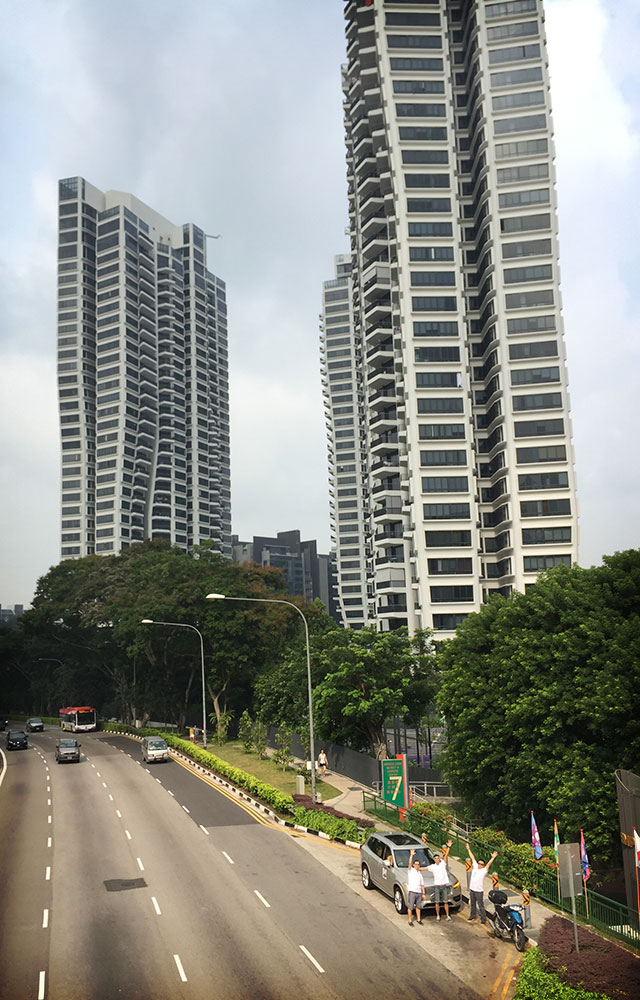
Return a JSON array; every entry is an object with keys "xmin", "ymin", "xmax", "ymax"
[
  {"xmin": 148, "ymin": 740, "xmax": 167, "ymax": 749},
  {"xmin": 60, "ymin": 739, "xmax": 77, "ymax": 748},
  {"xmin": 9, "ymin": 731, "xmax": 25, "ymax": 738},
  {"xmin": 393, "ymin": 847, "xmax": 434, "ymax": 869},
  {"xmin": 29, "ymin": 718, "xmax": 42, "ymax": 724}
]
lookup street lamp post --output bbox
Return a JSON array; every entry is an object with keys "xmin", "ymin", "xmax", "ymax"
[
  {"xmin": 140, "ymin": 619, "xmax": 207, "ymax": 749},
  {"xmin": 206, "ymin": 593, "xmax": 317, "ymax": 804}
]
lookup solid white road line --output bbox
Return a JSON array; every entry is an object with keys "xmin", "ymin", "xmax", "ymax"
[
  {"xmin": 174, "ymin": 955, "xmax": 188, "ymax": 982},
  {"xmin": 137, "ymin": 857, "xmax": 145, "ymax": 871},
  {"xmin": 43, "ymin": 909, "xmax": 49, "ymax": 928},
  {"xmin": 182, "ymin": 805, "xmax": 190, "ymax": 814},
  {"xmin": 299, "ymin": 945, "xmax": 325, "ymax": 974},
  {"xmin": 38, "ymin": 971, "xmax": 46, "ymax": 999},
  {"xmin": 199, "ymin": 825, "xmax": 210, "ymax": 835},
  {"xmin": 45, "ymin": 867, "xmax": 51, "ymax": 881},
  {"xmin": 222, "ymin": 851, "xmax": 234, "ymax": 865},
  {"xmin": 254, "ymin": 890, "xmax": 271, "ymax": 908},
  {"xmin": 152, "ymin": 897, "xmax": 161, "ymax": 916},
  {"xmin": 125, "ymin": 830, "xmax": 132, "ymax": 840}
]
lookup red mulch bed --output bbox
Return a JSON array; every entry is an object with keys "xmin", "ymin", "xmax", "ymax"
[{"xmin": 539, "ymin": 915, "xmax": 640, "ymax": 999}]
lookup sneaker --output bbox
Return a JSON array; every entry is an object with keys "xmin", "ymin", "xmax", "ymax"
[
  {"xmin": 467, "ymin": 916, "xmax": 476, "ymax": 921},
  {"xmin": 408, "ymin": 920, "xmax": 413, "ymax": 926},
  {"xmin": 436, "ymin": 916, "xmax": 440, "ymax": 921},
  {"xmin": 446, "ymin": 916, "xmax": 452, "ymax": 921}
]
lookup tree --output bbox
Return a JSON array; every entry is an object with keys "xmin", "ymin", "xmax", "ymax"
[
  {"xmin": 238, "ymin": 709, "xmax": 253, "ymax": 752},
  {"xmin": 252, "ymin": 719, "xmax": 268, "ymax": 759},
  {"xmin": 273, "ymin": 723, "xmax": 294, "ymax": 771},
  {"xmin": 313, "ymin": 625, "xmax": 437, "ymax": 755},
  {"xmin": 436, "ymin": 551, "xmax": 640, "ymax": 863}
]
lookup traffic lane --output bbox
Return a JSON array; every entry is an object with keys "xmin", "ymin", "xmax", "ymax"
[
  {"xmin": 97, "ymin": 738, "xmax": 482, "ymax": 999},
  {"xmin": 0, "ymin": 743, "xmax": 53, "ymax": 999},
  {"xmin": 56, "ymin": 735, "xmax": 339, "ymax": 1000},
  {"xmin": 102, "ymin": 732, "xmax": 257, "ymax": 828},
  {"xmin": 91, "ymin": 737, "xmax": 479, "ymax": 999}
]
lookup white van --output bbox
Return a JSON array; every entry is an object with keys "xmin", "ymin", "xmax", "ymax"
[{"xmin": 141, "ymin": 736, "xmax": 169, "ymax": 763}]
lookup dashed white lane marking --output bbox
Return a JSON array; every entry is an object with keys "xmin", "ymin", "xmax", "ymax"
[
  {"xmin": 96, "ymin": 772, "xmax": 101, "ymax": 777},
  {"xmin": 45, "ymin": 867, "xmax": 51, "ymax": 881},
  {"xmin": 152, "ymin": 896, "xmax": 161, "ymax": 915},
  {"xmin": 254, "ymin": 890, "xmax": 271, "ymax": 908},
  {"xmin": 182, "ymin": 805, "xmax": 190, "ymax": 814},
  {"xmin": 43, "ymin": 909, "xmax": 49, "ymax": 928},
  {"xmin": 167, "ymin": 790, "xmax": 175, "ymax": 797},
  {"xmin": 109, "ymin": 794, "xmax": 113, "ymax": 801},
  {"xmin": 102, "ymin": 781, "xmax": 107, "ymax": 788},
  {"xmin": 38, "ymin": 971, "xmax": 46, "ymax": 999},
  {"xmin": 174, "ymin": 954, "xmax": 188, "ymax": 982},
  {"xmin": 300, "ymin": 945, "xmax": 325, "ymax": 973},
  {"xmin": 156, "ymin": 778, "xmax": 162, "ymax": 783},
  {"xmin": 125, "ymin": 830, "xmax": 132, "ymax": 840},
  {"xmin": 137, "ymin": 857, "xmax": 145, "ymax": 871},
  {"xmin": 116, "ymin": 809, "xmax": 122, "ymax": 818},
  {"xmin": 222, "ymin": 851, "xmax": 234, "ymax": 865},
  {"xmin": 145, "ymin": 769, "xmax": 151, "ymax": 774},
  {"xmin": 199, "ymin": 825, "xmax": 210, "ymax": 835},
  {"xmin": 48, "ymin": 815, "xmax": 52, "ymax": 824},
  {"xmin": 47, "ymin": 837, "xmax": 52, "ymax": 848},
  {"xmin": 91, "ymin": 764, "xmax": 96, "ymax": 769},
  {"xmin": 47, "ymin": 799, "xmax": 51, "ymax": 806}
]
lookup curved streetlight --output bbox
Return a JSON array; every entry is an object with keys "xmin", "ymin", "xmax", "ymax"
[
  {"xmin": 141, "ymin": 619, "xmax": 207, "ymax": 749},
  {"xmin": 206, "ymin": 593, "xmax": 316, "ymax": 804}
]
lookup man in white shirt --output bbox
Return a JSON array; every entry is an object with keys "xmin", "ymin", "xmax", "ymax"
[
  {"xmin": 406, "ymin": 856, "xmax": 426, "ymax": 926},
  {"xmin": 466, "ymin": 842, "xmax": 498, "ymax": 924}
]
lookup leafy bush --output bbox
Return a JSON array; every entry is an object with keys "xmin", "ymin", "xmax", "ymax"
[
  {"xmin": 514, "ymin": 949, "xmax": 609, "ymax": 1000},
  {"xmin": 537, "ymin": 916, "xmax": 640, "ymax": 1000},
  {"xmin": 273, "ymin": 723, "xmax": 294, "ymax": 771},
  {"xmin": 292, "ymin": 806, "xmax": 366, "ymax": 844},
  {"xmin": 238, "ymin": 710, "xmax": 253, "ymax": 753},
  {"xmin": 292, "ymin": 794, "xmax": 375, "ymax": 828},
  {"xmin": 252, "ymin": 719, "xmax": 268, "ymax": 759}
]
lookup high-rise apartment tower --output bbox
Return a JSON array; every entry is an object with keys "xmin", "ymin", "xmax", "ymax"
[
  {"xmin": 57, "ymin": 177, "xmax": 231, "ymax": 559},
  {"xmin": 324, "ymin": 0, "xmax": 578, "ymax": 634}
]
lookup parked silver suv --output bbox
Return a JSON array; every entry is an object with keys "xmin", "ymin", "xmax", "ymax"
[{"xmin": 360, "ymin": 832, "xmax": 462, "ymax": 915}]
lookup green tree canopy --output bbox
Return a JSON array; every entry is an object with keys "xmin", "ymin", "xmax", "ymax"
[{"xmin": 436, "ymin": 550, "xmax": 640, "ymax": 862}]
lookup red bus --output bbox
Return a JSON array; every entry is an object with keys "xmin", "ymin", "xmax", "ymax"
[{"xmin": 59, "ymin": 706, "xmax": 97, "ymax": 732}]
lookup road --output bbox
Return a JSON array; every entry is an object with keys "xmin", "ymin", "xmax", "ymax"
[{"xmin": 0, "ymin": 730, "xmax": 495, "ymax": 999}]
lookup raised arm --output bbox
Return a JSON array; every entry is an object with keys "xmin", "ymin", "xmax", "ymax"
[
  {"xmin": 465, "ymin": 841, "xmax": 476, "ymax": 864},
  {"xmin": 442, "ymin": 838, "xmax": 453, "ymax": 862},
  {"xmin": 485, "ymin": 850, "xmax": 498, "ymax": 872}
]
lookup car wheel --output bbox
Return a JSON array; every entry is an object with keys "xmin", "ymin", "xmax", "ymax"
[
  {"xmin": 361, "ymin": 864, "xmax": 373, "ymax": 890},
  {"xmin": 394, "ymin": 886, "xmax": 407, "ymax": 915}
]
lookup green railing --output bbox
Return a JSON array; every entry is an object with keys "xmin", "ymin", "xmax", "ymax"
[{"xmin": 363, "ymin": 791, "xmax": 640, "ymax": 952}]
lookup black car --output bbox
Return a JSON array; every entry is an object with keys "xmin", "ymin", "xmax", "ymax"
[
  {"xmin": 25, "ymin": 717, "xmax": 44, "ymax": 732},
  {"xmin": 55, "ymin": 738, "xmax": 81, "ymax": 763},
  {"xmin": 6, "ymin": 730, "xmax": 28, "ymax": 750}
]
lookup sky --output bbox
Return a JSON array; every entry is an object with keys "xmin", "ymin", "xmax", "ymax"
[{"xmin": 1, "ymin": 0, "xmax": 639, "ymax": 608}]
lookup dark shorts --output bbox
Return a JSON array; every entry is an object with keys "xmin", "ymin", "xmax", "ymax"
[
  {"xmin": 434, "ymin": 885, "xmax": 450, "ymax": 903},
  {"xmin": 408, "ymin": 890, "xmax": 423, "ymax": 909}
]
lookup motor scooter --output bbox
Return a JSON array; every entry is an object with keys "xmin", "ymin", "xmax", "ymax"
[{"xmin": 486, "ymin": 889, "xmax": 527, "ymax": 952}]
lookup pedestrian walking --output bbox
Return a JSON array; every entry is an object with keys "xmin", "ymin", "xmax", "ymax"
[
  {"xmin": 465, "ymin": 842, "xmax": 498, "ymax": 924},
  {"xmin": 317, "ymin": 748, "xmax": 328, "ymax": 778},
  {"xmin": 407, "ymin": 852, "xmax": 426, "ymax": 926}
]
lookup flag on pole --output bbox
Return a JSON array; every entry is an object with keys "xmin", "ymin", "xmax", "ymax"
[
  {"xmin": 580, "ymin": 829, "xmax": 591, "ymax": 881},
  {"xmin": 531, "ymin": 811, "xmax": 543, "ymax": 861},
  {"xmin": 634, "ymin": 827, "xmax": 640, "ymax": 868},
  {"xmin": 553, "ymin": 818, "xmax": 560, "ymax": 864}
]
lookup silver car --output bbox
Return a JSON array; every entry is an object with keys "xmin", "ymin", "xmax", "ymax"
[
  {"xmin": 141, "ymin": 736, "xmax": 169, "ymax": 763},
  {"xmin": 360, "ymin": 832, "xmax": 462, "ymax": 915}
]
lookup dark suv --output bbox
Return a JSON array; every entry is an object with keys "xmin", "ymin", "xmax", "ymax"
[
  {"xmin": 26, "ymin": 717, "xmax": 44, "ymax": 732},
  {"xmin": 6, "ymin": 730, "xmax": 28, "ymax": 750}
]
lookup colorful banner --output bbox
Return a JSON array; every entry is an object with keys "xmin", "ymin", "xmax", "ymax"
[
  {"xmin": 531, "ymin": 811, "xmax": 543, "ymax": 861},
  {"xmin": 580, "ymin": 829, "xmax": 591, "ymax": 881}
]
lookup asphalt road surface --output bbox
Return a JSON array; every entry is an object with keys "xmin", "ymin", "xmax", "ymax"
[{"xmin": 0, "ymin": 730, "xmax": 487, "ymax": 999}]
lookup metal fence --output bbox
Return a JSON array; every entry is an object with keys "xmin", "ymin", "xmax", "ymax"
[{"xmin": 362, "ymin": 791, "xmax": 640, "ymax": 952}]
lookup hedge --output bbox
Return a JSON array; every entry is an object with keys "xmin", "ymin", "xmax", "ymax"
[
  {"xmin": 291, "ymin": 806, "xmax": 366, "ymax": 845},
  {"xmin": 514, "ymin": 949, "xmax": 610, "ymax": 1000}
]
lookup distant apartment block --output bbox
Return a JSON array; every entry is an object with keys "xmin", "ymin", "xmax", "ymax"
[
  {"xmin": 323, "ymin": 0, "xmax": 578, "ymax": 634},
  {"xmin": 231, "ymin": 530, "xmax": 340, "ymax": 621},
  {"xmin": 57, "ymin": 177, "xmax": 231, "ymax": 559}
]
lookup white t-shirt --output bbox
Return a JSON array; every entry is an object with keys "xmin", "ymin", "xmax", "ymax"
[
  {"xmin": 469, "ymin": 860, "xmax": 489, "ymax": 893},
  {"xmin": 407, "ymin": 867, "xmax": 424, "ymax": 893},
  {"xmin": 427, "ymin": 861, "xmax": 450, "ymax": 886}
]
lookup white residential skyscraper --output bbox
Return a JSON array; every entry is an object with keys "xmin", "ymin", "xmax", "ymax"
[
  {"xmin": 57, "ymin": 177, "xmax": 231, "ymax": 560},
  {"xmin": 324, "ymin": 0, "xmax": 578, "ymax": 634}
]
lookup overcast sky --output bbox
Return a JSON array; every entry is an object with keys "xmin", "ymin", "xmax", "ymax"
[{"xmin": 1, "ymin": 0, "xmax": 639, "ymax": 608}]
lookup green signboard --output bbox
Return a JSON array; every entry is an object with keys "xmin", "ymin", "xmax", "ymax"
[{"xmin": 381, "ymin": 755, "xmax": 408, "ymax": 811}]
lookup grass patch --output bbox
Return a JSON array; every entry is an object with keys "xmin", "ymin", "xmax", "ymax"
[{"xmin": 202, "ymin": 741, "xmax": 341, "ymax": 801}]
